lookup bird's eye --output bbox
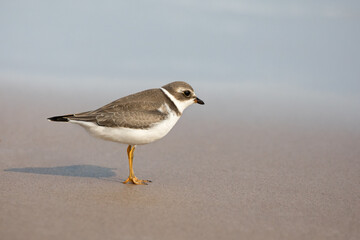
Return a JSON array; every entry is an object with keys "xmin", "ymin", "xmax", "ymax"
[{"xmin": 183, "ymin": 90, "xmax": 191, "ymax": 97}]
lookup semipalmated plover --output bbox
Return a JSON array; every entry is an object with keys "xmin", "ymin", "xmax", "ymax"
[{"xmin": 48, "ymin": 81, "xmax": 204, "ymax": 185}]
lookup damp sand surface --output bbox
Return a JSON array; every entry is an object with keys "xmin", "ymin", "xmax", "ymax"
[{"xmin": 1, "ymin": 81, "xmax": 360, "ymax": 240}]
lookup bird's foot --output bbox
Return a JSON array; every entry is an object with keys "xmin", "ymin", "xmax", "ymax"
[{"xmin": 123, "ymin": 176, "xmax": 151, "ymax": 185}]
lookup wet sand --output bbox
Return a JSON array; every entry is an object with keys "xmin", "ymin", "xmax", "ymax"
[{"xmin": 1, "ymin": 79, "xmax": 360, "ymax": 240}]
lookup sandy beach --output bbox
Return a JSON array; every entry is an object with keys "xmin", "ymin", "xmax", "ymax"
[{"xmin": 1, "ymin": 79, "xmax": 360, "ymax": 240}]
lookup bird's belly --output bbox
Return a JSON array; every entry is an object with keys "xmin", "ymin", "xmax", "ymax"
[{"xmin": 71, "ymin": 113, "xmax": 180, "ymax": 145}]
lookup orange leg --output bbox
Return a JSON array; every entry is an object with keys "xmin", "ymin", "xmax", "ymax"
[{"xmin": 123, "ymin": 145, "xmax": 151, "ymax": 185}]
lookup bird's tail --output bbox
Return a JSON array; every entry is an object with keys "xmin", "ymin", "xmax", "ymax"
[{"xmin": 47, "ymin": 114, "xmax": 74, "ymax": 122}]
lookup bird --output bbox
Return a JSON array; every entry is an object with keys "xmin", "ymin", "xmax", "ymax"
[{"xmin": 48, "ymin": 81, "xmax": 204, "ymax": 185}]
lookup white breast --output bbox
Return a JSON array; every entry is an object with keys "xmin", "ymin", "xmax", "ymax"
[{"xmin": 69, "ymin": 106, "xmax": 180, "ymax": 145}]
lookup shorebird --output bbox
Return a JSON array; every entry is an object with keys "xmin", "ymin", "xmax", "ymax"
[{"xmin": 48, "ymin": 81, "xmax": 204, "ymax": 185}]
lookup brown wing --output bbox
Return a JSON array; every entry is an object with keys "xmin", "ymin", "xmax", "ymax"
[{"xmin": 68, "ymin": 89, "xmax": 169, "ymax": 129}]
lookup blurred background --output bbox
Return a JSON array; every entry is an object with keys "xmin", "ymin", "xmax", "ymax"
[
  {"xmin": 1, "ymin": 2, "xmax": 360, "ymax": 239},
  {"xmin": 1, "ymin": 0, "xmax": 359, "ymax": 123}
]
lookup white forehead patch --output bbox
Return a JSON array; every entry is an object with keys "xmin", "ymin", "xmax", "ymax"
[{"xmin": 176, "ymin": 87, "xmax": 190, "ymax": 93}]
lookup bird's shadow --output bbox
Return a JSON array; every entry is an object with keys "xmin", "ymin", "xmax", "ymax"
[{"xmin": 4, "ymin": 164, "xmax": 117, "ymax": 178}]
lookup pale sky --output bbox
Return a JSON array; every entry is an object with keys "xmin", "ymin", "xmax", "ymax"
[{"xmin": 1, "ymin": 0, "xmax": 359, "ymax": 94}]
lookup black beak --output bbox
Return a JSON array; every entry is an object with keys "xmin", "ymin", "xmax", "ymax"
[{"xmin": 194, "ymin": 97, "xmax": 205, "ymax": 105}]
